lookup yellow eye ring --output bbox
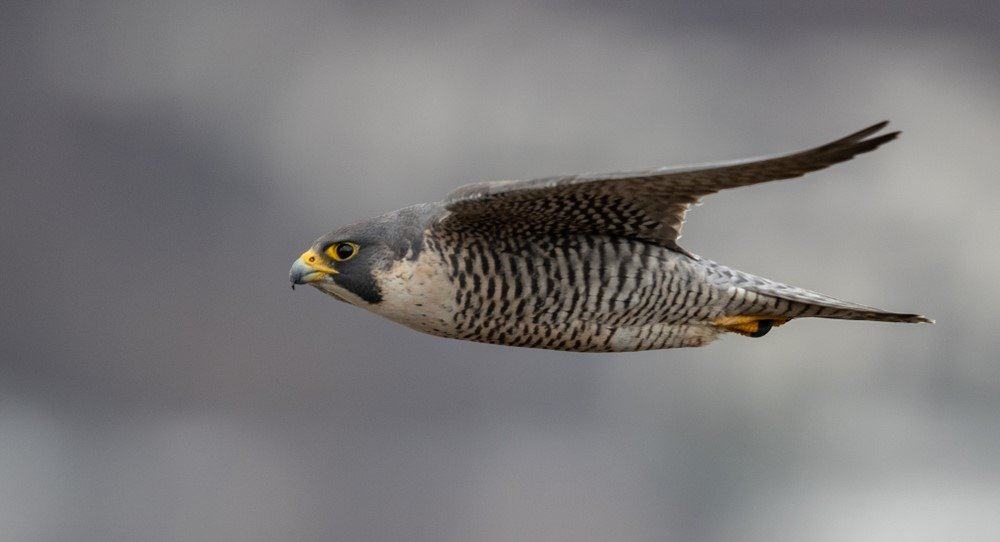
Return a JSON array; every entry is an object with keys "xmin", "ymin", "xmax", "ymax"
[{"xmin": 326, "ymin": 242, "xmax": 359, "ymax": 262}]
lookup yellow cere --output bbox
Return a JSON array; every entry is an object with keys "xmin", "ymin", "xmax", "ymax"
[{"xmin": 301, "ymin": 250, "xmax": 339, "ymax": 275}]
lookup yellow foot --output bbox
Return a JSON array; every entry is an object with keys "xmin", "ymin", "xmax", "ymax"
[{"xmin": 713, "ymin": 316, "xmax": 789, "ymax": 338}]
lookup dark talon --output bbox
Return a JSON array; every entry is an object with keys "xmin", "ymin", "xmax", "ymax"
[{"xmin": 749, "ymin": 319, "xmax": 773, "ymax": 338}]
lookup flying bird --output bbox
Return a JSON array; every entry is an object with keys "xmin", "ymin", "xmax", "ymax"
[{"xmin": 290, "ymin": 121, "xmax": 931, "ymax": 352}]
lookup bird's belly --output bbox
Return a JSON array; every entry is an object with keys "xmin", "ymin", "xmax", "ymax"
[{"xmin": 455, "ymin": 320, "xmax": 719, "ymax": 352}]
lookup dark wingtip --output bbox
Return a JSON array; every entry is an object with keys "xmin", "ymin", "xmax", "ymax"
[
  {"xmin": 856, "ymin": 120, "xmax": 890, "ymax": 138},
  {"xmin": 820, "ymin": 120, "xmax": 894, "ymax": 147},
  {"xmin": 871, "ymin": 120, "xmax": 890, "ymax": 130},
  {"xmin": 852, "ymin": 130, "xmax": 901, "ymax": 154},
  {"xmin": 842, "ymin": 120, "xmax": 891, "ymax": 142},
  {"xmin": 812, "ymin": 120, "xmax": 900, "ymax": 163},
  {"xmin": 898, "ymin": 313, "xmax": 934, "ymax": 324}
]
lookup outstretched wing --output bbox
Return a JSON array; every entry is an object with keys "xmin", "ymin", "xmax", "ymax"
[{"xmin": 439, "ymin": 121, "xmax": 899, "ymax": 254}]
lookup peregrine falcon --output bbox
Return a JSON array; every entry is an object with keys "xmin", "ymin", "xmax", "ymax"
[{"xmin": 290, "ymin": 121, "xmax": 931, "ymax": 352}]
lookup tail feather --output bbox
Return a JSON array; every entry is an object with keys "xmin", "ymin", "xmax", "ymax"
[
  {"xmin": 798, "ymin": 303, "xmax": 933, "ymax": 324},
  {"xmin": 748, "ymin": 277, "xmax": 931, "ymax": 323},
  {"xmin": 704, "ymin": 260, "xmax": 933, "ymax": 324}
]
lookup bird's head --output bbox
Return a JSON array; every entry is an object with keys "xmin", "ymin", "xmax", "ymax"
[{"xmin": 289, "ymin": 204, "xmax": 437, "ymax": 305}]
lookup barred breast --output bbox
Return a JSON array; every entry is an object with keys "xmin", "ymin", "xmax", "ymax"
[{"xmin": 418, "ymin": 228, "xmax": 752, "ymax": 352}]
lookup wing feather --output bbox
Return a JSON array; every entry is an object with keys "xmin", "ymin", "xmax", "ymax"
[{"xmin": 440, "ymin": 122, "xmax": 899, "ymax": 253}]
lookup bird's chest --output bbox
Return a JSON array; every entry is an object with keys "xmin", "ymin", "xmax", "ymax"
[{"xmin": 368, "ymin": 248, "xmax": 458, "ymax": 337}]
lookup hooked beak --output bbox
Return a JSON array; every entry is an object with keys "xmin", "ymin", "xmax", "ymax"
[{"xmin": 289, "ymin": 250, "xmax": 338, "ymax": 288}]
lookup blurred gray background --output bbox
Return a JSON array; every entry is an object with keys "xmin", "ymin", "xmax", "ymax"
[{"xmin": 2, "ymin": 1, "xmax": 999, "ymax": 541}]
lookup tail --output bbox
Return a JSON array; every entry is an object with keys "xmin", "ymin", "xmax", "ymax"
[
  {"xmin": 747, "ymin": 273, "xmax": 932, "ymax": 323},
  {"xmin": 704, "ymin": 261, "xmax": 932, "ymax": 336}
]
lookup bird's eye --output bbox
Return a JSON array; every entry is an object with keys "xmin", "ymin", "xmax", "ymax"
[{"xmin": 328, "ymin": 242, "xmax": 358, "ymax": 261}]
